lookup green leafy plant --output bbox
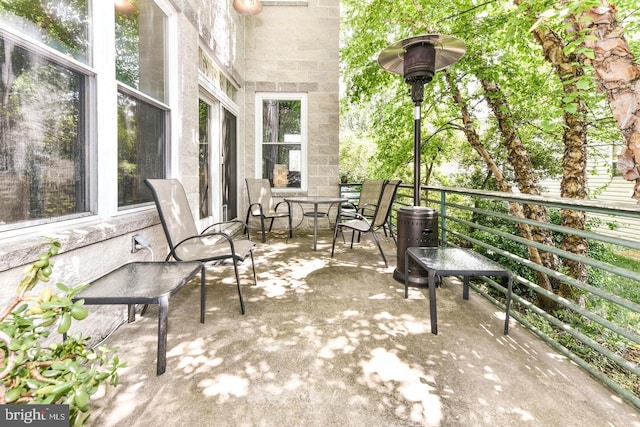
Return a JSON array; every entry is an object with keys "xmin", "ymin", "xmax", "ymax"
[{"xmin": 0, "ymin": 238, "xmax": 125, "ymax": 426}]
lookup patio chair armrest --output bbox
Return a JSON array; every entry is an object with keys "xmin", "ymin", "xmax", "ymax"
[
  {"xmin": 358, "ymin": 203, "xmax": 377, "ymax": 214},
  {"xmin": 341, "ymin": 201, "xmax": 358, "ymax": 211},
  {"xmin": 248, "ymin": 202, "xmax": 267, "ymax": 216},
  {"xmin": 337, "ymin": 210, "xmax": 368, "ymax": 223},
  {"xmin": 172, "ymin": 231, "xmax": 236, "ymax": 258},
  {"xmin": 201, "ymin": 219, "xmax": 254, "ymax": 240},
  {"xmin": 273, "ymin": 201, "xmax": 290, "ymax": 213}
]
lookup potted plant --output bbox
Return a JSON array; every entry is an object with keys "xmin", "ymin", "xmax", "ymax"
[{"xmin": 0, "ymin": 238, "xmax": 125, "ymax": 426}]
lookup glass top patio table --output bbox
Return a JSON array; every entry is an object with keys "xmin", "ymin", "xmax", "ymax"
[
  {"xmin": 284, "ymin": 196, "xmax": 347, "ymax": 250},
  {"xmin": 404, "ymin": 247, "xmax": 512, "ymax": 336},
  {"xmin": 73, "ymin": 261, "xmax": 204, "ymax": 375}
]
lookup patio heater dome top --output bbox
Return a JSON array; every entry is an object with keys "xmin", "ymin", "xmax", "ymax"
[
  {"xmin": 377, "ymin": 34, "xmax": 466, "ymax": 79},
  {"xmin": 377, "ymin": 34, "xmax": 466, "ymax": 207}
]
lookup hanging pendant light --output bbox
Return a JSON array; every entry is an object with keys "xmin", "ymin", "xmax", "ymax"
[{"xmin": 233, "ymin": 0, "xmax": 263, "ymax": 16}]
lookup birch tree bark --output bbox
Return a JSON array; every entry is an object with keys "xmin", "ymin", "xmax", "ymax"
[
  {"xmin": 528, "ymin": 21, "xmax": 589, "ymax": 288},
  {"xmin": 579, "ymin": 2, "xmax": 640, "ymax": 201},
  {"xmin": 447, "ymin": 73, "xmax": 557, "ymax": 308}
]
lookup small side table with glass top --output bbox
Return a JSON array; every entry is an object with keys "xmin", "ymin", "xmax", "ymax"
[
  {"xmin": 73, "ymin": 261, "xmax": 204, "ymax": 375},
  {"xmin": 404, "ymin": 247, "xmax": 512, "ymax": 335}
]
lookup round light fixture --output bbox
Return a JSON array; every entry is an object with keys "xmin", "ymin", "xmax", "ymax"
[{"xmin": 233, "ymin": 0, "xmax": 263, "ymax": 16}]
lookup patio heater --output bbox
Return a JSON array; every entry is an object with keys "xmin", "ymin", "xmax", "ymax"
[
  {"xmin": 377, "ymin": 34, "xmax": 466, "ymax": 285},
  {"xmin": 377, "ymin": 34, "xmax": 466, "ymax": 206}
]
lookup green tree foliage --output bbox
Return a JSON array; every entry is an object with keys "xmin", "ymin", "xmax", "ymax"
[
  {"xmin": 0, "ymin": 0, "xmax": 89, "ymax": 59},
  {"xmin": 340, "ymin": 0, "xmax": 638, "ymax": 190}
]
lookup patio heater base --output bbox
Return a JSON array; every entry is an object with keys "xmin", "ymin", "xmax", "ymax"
[{"xmin": 393, "ymin": 206, "xmax": 438, "ymax": 287}]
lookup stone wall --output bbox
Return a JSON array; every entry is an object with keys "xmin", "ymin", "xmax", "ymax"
[
  {"xmin": 241, "ymin": 0, "xmax": 340, "ymax": 205},
  {"xmin": 0, "ymin": 0, "xmax": 340, "ymax": 343}
]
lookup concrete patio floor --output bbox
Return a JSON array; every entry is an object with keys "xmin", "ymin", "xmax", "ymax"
[{"xmin": 86, "ymin": 228, "xmax": 640, "ymax": 427}]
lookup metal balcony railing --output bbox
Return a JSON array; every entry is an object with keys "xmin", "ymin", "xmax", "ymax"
[{"xmin": 339, "ymin": 182, "xmax": 640, "ymax": 409}]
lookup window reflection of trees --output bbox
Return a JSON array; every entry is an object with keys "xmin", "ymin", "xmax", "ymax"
[
  {"xmin": 115, "ymin": 0, "xmax": 167, "ymax": 208},
  {"xmin": 0, "ymin": 38, "xmax": 86, "ymax": 226},
  {"xmin": 262, "ymin": 99, "xmax": 302, "ymax": 187},
  {"xmin": 0, "ymin": 0, "xmax": 89, "ymax": 62}
]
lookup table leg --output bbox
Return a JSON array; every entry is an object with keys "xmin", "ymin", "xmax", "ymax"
[
  {"xmin": 200, "ymin": 265, "xmax": 206, "ymax": 324},
  {"xmin": 313, "ymin": 203, "xmax": 319, "ymax": 250},
  {"xmin": 429, "ymin": 270, "xmax": 438, "ymax": 335},
  {"xmin": 504, "ymin": 275, "xmax": 512, "ymax": 335},
  {"xmin": 157, "ymin": 297, "xmax": 168, "ymax": 375},
  {"xmin": 463, "ymin": 276, "xmax": 470, "ymax": 300},
  {"xmin": 287, "ymin": 202, "xmax": 295, "ymax": 239},
  {"xmin": 288, "ymin": 203, "xmax": 293, "ymax": 238},
  {"xmin": 127, "ymin": 304, "xmax": 136, "ymax": 322},
  {"xmin": 404, "ymin": 252, "xmax": 410, "ymax": 298}
]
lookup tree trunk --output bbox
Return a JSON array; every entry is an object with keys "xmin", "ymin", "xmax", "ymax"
[
  {"xmin": 447, "ymin": 73, "xmax": 557, "ymax": 309},
  {"xmin": 530, "ymin": 23, "xmax": 590, "ymax": 291},
  {"xmin": 480, "ymin": 79, "xmax": 561, "ymax": 283},
  {"xmin": 579, "ymin": 2, "xmax": 640, "ymax": 201}
]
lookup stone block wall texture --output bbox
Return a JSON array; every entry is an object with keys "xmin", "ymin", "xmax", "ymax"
[
  {"xmin": 0, "ymin": 0, "xmax": 340, "ymax": 342},
  {"xmin": 242, "ymin": 0, "xmax": 340, "ymax": 206}
]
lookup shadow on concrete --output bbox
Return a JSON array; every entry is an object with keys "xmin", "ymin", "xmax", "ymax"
[{"xmin": 86, "ymin": 229, "xmax": 640, "ymax": 427}]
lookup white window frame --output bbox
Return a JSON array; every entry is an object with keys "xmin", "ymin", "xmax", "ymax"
[
  {"xmin": 255, "ymin": 92, "xmax": 308, "ymax": 192},
  {"xmin": 98, "ymin": 0, "xmax": 178, "ymax": 217}
]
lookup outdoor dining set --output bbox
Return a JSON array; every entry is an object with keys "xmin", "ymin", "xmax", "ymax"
[{"xmin": 73, "ymin": 178, "xmax": 512, "ymax": 375}]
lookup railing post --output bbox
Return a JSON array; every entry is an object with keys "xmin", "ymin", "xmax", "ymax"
[{"xmin": 440, "ymin": 191, "xmax": 446, "ymax": 246}]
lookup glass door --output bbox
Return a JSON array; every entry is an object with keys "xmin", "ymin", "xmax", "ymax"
[{"xmin": 221, "ymin": 108, "xmax": 238, "ymax": 220}]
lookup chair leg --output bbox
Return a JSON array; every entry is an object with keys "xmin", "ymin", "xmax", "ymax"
[
  {"xmin": 331, "ymin": 224, "xmax": 340, "ymax": 257},
  {"xmin": 370, "ymin": 231, "xmax": 388, "ymax": 267},
  {"xmin": 199, "ymin": 266, "xmax": 206, "ymax": 324},
  {"xmin": 244, "ymin": 210, "xmax": 251, "ymax": 236},
  {"xmin": 259, "ymin": 216, "xmax": 267, "ymax": 243},
  {"xmin": 232, "ymin": 257, "xmax": 246, "ymax": 315},
  {"xmin": 250, "ymin": 249, "xmax": 257, "ymax": 285}
]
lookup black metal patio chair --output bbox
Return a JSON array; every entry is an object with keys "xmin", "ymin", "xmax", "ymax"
[
  {"xmin": 145, "ymin": 178, "xmax": 256, "ymax": 314},
  {"xmin": 331, "ymin": 179, "xmax": 401, "ymax": 267},
  {"xmin": 245, "ymin": 178, "xmax": 293, "ymax": 243}
]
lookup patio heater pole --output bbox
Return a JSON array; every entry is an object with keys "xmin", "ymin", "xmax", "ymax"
[
  {"xmin": 411, "ymin": 81, "xmax": 424, "ymax": 206},
  {"xmin": 377, "ymin": 34, "xmax": 466, "ymax": 206}
]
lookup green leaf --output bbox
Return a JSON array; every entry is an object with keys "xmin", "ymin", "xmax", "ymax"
[
  {"xmin": 8, "ymin": 339, "xmax": 22, "ymax": 351},
  {"xmin": 42, "ymin": 369, "xmax": 62, "ymax": 378},
  {"xmin": 70, "ymin": 306, "xmax": 89, "ymax": 321},
  {"xmin": 51, "ymin": 380, "xmax": 73, "ymax": 395},
  {"xmin": 564, "ymin": 103, "xmax": 578, "ymax": 114},
  {"xmin": 576, "ymin": 78, "xmax": 591, "ymax": 90},
  {"xmin": 5, "ymin": 387, "xmax": 24, "ymax": 403}
]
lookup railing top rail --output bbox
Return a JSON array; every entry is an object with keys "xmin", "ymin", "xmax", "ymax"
[{"xmin": 424, "ymin": 185, "xmax": 640, "ymax": 219}]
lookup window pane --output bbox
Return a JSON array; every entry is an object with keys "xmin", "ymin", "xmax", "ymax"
[
  {"xmin": 263, "ymin": 99, "xmax": 301, "ymax": 142},
  {"xmin": 262, "ymin": 144, "xmax": 301, "ymax": 188},
  {"xmin": 0, "ymin": 0, "xmax": 89, "ymax": 63},
  {"xmin": 199, "ymin": 100, "xmax": 210, "ymax": 218},
  {"xmin": 117, "ymin": 91, "xmax": 165, "ymax": 207},
  {"xmin": 0, "ymin": 37, "xmax": 88, "ymax": 228},
  {"xmin": 115, "ymin": 0, "xmax": 166, "ymax": 102},
  {"xmin": 261, "ymin": 98, "xmax": 303, "ymax": 188},
  {"xmin": 222, "ymin": 108, "xmax": 238, "ymax": 219}
]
